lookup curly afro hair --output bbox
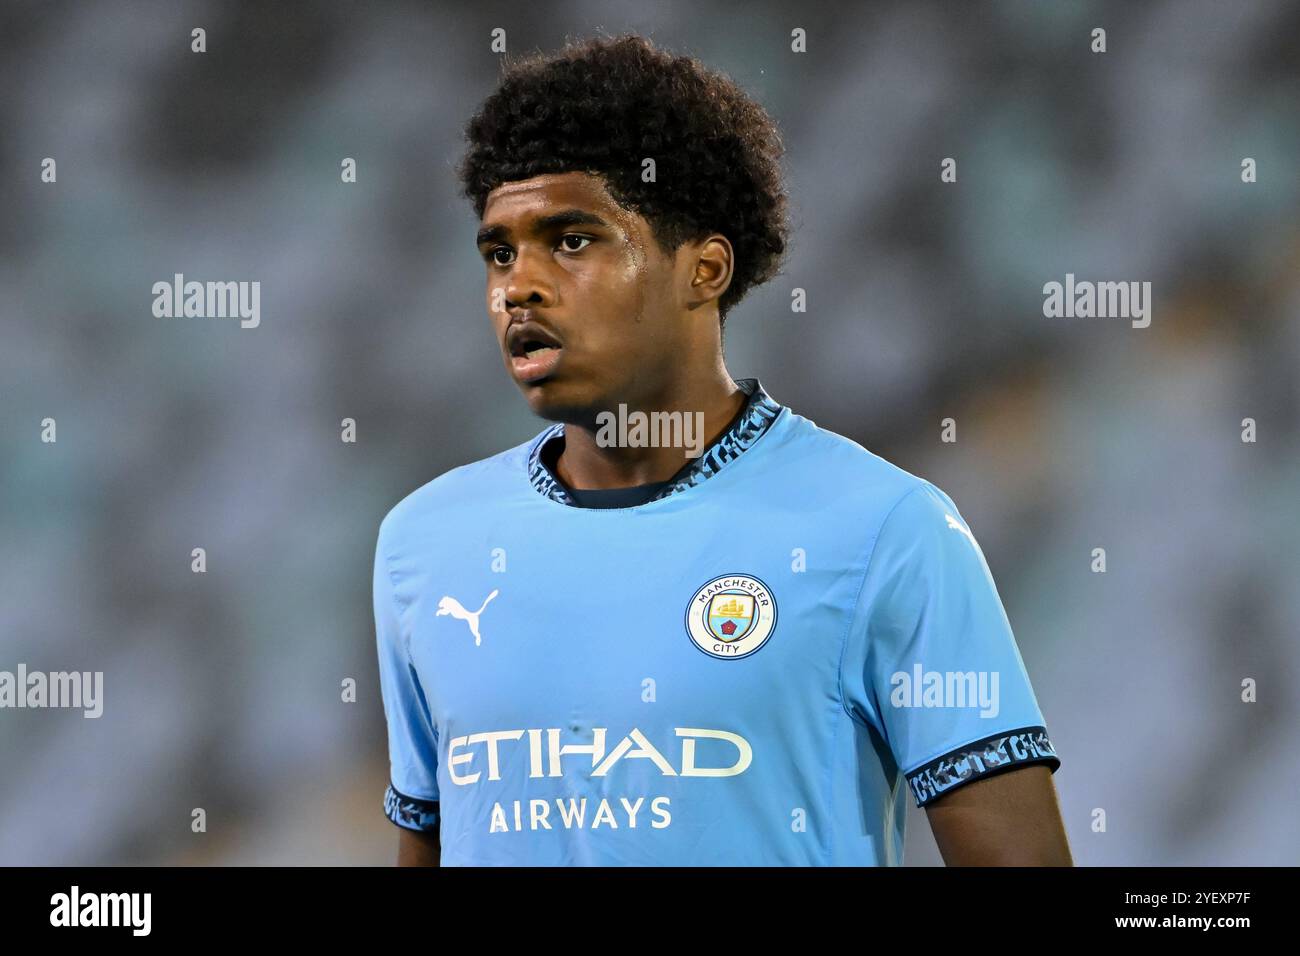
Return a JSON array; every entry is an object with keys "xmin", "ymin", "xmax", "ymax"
[{"xmin": 457, "ymin": 33, "xmax": 790, "ymax": 323}]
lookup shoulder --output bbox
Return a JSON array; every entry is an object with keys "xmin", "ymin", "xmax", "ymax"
[
  {"xmin": 376, "ymin": 428, "xmax": 549, "ymax": 551},
  {"xmin": 771, "ymin": 409, "xmax": 954, "ymax": 524}
]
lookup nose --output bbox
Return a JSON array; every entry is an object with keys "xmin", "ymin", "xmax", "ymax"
[{"xmin": 502, "ymin": 246, "xmax": 557, "ymax": 312}]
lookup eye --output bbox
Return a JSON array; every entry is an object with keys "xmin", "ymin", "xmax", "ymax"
[
  {"xmin": 489, "ymin": 247, "xmax": 514, "ymax": 266},
  {"xmin": 559, "ymin": 234, "xmax": 592, "ymax": 253}
]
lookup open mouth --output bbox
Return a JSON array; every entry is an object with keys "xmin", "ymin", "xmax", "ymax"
[{"xmin": 507, "ymin": 324, "xmax": 564, "ymax": 383}]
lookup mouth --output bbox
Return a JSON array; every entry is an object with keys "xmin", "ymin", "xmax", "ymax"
[{"xmin": 506, "ymin": 323, "xmax": 564, "ymax": 384}]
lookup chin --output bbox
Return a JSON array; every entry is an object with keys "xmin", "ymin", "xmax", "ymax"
[{"xmin": 519, "ymin": 377, "xmax": 603, "ymax": 427}]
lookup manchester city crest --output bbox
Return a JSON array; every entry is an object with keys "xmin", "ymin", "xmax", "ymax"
[{"xmin": 685, "ymin": 574, "xmax": 777, "ymax": 659}]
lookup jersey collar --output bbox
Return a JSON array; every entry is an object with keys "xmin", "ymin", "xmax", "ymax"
[{"xmin": 525, "ymin": 377, "xmax": 783, "ymax": 507}]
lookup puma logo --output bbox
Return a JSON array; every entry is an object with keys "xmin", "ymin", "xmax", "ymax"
[{"xmin": 436, "ymin": 590, "xmax": 499, "ymax": 646}]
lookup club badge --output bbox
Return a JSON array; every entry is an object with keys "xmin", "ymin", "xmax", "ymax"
[{"xmin": 684, "ymin": 573, "xmax": 777, "ymax": 660}]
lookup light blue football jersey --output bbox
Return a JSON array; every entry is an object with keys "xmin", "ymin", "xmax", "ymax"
[{"xmin": 375, "ymin": 379, "xmax": 1060, "ymax": 865}]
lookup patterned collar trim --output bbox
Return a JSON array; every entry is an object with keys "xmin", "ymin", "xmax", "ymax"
[{"xmin": 525, "ymin": 378, "xmax": 783, "ymax": 507}]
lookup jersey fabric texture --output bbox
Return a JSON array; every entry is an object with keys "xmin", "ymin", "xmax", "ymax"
[{"xmin": 374, "ymin": 378, "xmax": 1061, "ymax": 865}]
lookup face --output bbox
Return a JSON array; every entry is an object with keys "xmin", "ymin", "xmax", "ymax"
[{"xmin": 476, "ymin": 171, "xmax": 689, "ymax": 424}]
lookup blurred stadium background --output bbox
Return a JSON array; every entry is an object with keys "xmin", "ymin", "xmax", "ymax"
[{"xmin": 1, "ymin": 0, "xmax": 1296, "ymax": 865}]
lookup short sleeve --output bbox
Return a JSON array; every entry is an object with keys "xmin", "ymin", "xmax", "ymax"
[
  {"xmin": 842, "ymin": 482, "xmax": 1061, "ymax": 808},
  {"xmin": 374, "ymin": 524, "xmax": 441, "ymax": 832}
]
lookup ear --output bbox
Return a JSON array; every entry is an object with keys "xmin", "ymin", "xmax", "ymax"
[{"xmin": 682, "ymin": 234, "xmax": 733, "ymax": 311}]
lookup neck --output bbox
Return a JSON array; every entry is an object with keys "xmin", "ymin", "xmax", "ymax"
[{"xmin": 554, "ymin": 369, "xmax": 747, "ymax": 490}]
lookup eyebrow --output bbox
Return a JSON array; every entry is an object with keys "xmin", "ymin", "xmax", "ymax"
[{"xmin": 476, "ymin": 209, "xmax": 612, "ymax": 248}]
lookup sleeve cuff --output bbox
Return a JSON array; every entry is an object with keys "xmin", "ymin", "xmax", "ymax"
[
  {"xmin": 905, "ymin": 725, "xmax": 1060, "ymax": 808},
  {"xmin": 384, "ymin": 783, "xmax": 441, "ymax": 832}
]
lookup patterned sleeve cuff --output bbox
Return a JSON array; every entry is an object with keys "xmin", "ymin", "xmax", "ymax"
[
  {"xmin": 906, "ymin": 725, "xmax": 1060, "ymax": 808},
  {"xmin": 384, "ymin": 783, "xmax": 441, "ymax": 832}
]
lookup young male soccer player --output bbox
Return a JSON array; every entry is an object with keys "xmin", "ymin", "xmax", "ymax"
[{"xmin": 375, "ymin": 34, "xmax": 1071, "ymax": 866}]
